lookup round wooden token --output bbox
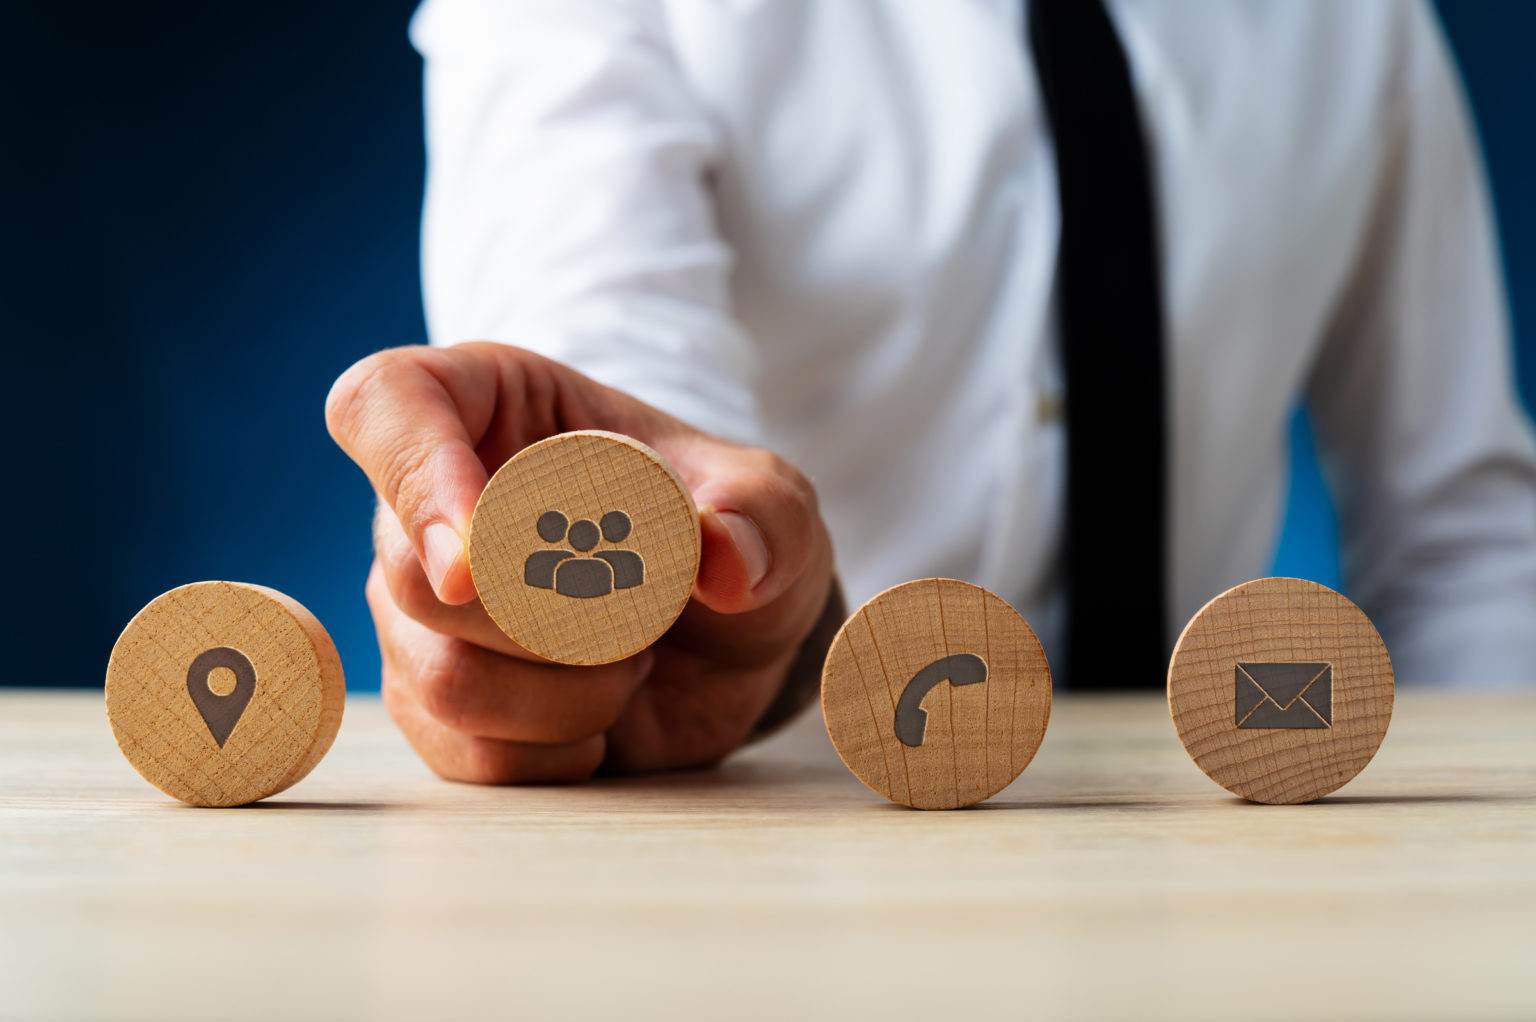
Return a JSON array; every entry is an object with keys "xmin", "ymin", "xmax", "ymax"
[
  {"xmin": 469, "ymin": 430, "xmax": 701, "ymax": 666},
  {"xmin": 821, "ymin": 579, "xmax": 1052, "ymax": 810},
  {"xmin": 1167, "ymin": 577, "xmax": 1394, "ymax": 804},
  {"xmin": 105, "ymin": 581, "xmax": 346, "ymax": 807}
]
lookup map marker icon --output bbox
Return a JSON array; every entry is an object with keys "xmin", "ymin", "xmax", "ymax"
[{"xmin": 186, "ymin": 646, "xmax": 257, "ymax": 747}]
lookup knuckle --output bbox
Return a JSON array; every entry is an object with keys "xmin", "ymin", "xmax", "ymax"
[
  {"xmin": 688, "ymin": 691, "xmax": 760, "ymax": 761},
  {"xmin": 691, "ymin": 712, "xmax": 757, "ymax": 768},
  {"xmin": 380, "ymin": 671, "xmax": 409, "ymax": 720},
  {"xmin": 535, "ymin": 671, "xmax": 620, "ymax": 742},
  {"xmin": 383, "ymin": 552, "xmax": 442, "ymax": 623},
  {"xmin": 779, "ymin": 471, "xmax": 817, "ymax": 530},
  {"xmin": 326, "ymin": 348, "xmax": 450, "ymax": 524},
  {"xmin": 412, "ymin": 648, "xmax": 476, "ymax": 730},
  {"xmin": 567, "ymin": 664, "xmax": 644, "ymax": 734},
  {"xmin": 651, "ymin": 721, "xmax": 746, "ymax": 774},
  {"xmin": 458, "ymin": 741, "xmax": 524, "ymax": 785},
  {"xmin": 746, "ymin": 447, "xmax": 819, "ymax": 517},
  {"xmin": 323, "ymin": 360, "xmax": 372, "ymax": 441},
  {"xmin": 543, "ymin": 705, "xmax": 613, "ymax": 745},
  {"xmin": 325, "ymin": 349, "xmax": 410, "ymax": 442},
  {"xmin": 775, "ymin": 458, "xmax": 820, "ymax": 518},
  {"xmin": 371, "ymin": 504, "xmax": 416, "ymax": 568},
  {"xmin": 690, "ymin": 733, "xmax": 745, "ymax": 770},
  {"xmin": 374, "ymin": 434, "xmax": 443, "ymax": 530},
  {"xmin": 364, "ymin": 562, "xmax": 389, "ymax": 611},
  {"xmin": 367, "ymin": 555, "xmax": 440, "ymax": 638}
]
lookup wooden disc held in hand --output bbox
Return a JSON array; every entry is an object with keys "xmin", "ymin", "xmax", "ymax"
[
  {"xmin": 821, "ymin": 579, "xmax": 1053, "ymax": 810},
  {"xmin": 105, "ymin": 581, "xmax": 346, "ymax": 807},
  {"xmin": 469, "ymin": 430, "xmax": 701, "ymax": 665},
  {"xmin": 1167, "ymin": 577, "xmax": 1394, "ymax": 804}
]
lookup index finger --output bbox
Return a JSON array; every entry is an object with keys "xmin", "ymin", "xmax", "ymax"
[{"xmin": 326, "ymin": 345, "xmax": 495, "ymax": 604}]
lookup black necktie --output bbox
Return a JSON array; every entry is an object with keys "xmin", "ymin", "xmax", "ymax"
[{"xmin": 1028, "ymin": 0, "xmax": 1168, "ymax": 688}]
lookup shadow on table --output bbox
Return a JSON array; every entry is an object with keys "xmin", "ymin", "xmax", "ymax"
[
  {"xmin": 971, "ymin": 799, "xmax": 1167, "ymax": 812},
  {"xmin": 820, "ymin": 790, "xmax": 1533, "ymax": 813},
  {"xmin": 225, "ymin": 800, "xmax": 401, "ymax": 812},
  {"xmin": 1278, "ymin": 792, "xmax": 1531, "ymax": 807}
]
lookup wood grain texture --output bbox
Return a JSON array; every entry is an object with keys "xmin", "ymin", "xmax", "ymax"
[
  {"xmin": 821, "ymin": 579, "xmax": 1051, "ymax": 809},
  {"xmin": 1167, "ymin": 577, "xmax": 1394, "ymax": 804},
  {"xmin": 104, "ymin": 581, "xmax": 345, "ymax": 807},
  {"xmin": 469, "ymin": 430, "xmax": 700, "ymax": 665},
  {"xmin": 4, "ymin": 689, "xmax": 1533, "ymax": 1022}
]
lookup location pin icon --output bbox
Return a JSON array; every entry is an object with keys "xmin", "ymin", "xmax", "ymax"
[{"xmin": 186, "ymin": 646, "xmax": 257, "ymax": 747}]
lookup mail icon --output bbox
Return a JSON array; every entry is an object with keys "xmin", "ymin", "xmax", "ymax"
[{"xmin": 1234, "ymin": 662, "xmax": 1332, "ymax": 729}]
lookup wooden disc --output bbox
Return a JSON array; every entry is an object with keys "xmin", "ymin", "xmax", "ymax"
[
  {"xmin": 105, "ymin": 581, "xmax": 346, "ymax": 807},
  {"xmin": 469, "ymin": 430, "xmax": 700, "ymax": 665},
  {"xmin": 821, "ymin": 579, "xmax": 1052, "ymax": 810},
  {"xmin": 1167, "ymin": 577, "xmax": 1394, "ymax": 804}
]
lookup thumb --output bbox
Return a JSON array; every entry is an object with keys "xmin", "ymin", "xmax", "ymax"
[{"xmin": 684, "ymin": 447, "xmax": 820, "ymax": 615}]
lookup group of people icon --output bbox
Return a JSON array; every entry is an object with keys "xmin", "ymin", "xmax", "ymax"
[{"xmin": 523, "ymin": 510, "xmax": 645, "ymax": 598}]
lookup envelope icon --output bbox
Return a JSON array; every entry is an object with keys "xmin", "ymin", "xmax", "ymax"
[{"xmin": 1234, "ymin": 662, "xmax": 1332, "ymax": 729}]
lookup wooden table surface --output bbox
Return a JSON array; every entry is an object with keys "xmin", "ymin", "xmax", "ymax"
[{"xmin": 2, "ymin": 689, "xmax": 1533, "ymax": 1021}]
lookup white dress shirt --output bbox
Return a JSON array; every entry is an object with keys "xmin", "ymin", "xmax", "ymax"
[{"xmin": 412, "ymin": 0, "xmax": 1536, "ymax": 684}]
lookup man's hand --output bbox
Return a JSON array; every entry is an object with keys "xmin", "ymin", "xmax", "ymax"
[{"xmin": 325, "ymin": 342, "xmax": 835, "ymax": 783}]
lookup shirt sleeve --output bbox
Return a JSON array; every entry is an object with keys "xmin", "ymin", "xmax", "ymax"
[
  {"xmin": 410, "ymin": 0, "xmax": 761, "ymax": 444},
  {"xmin": 1306, "ymin": 1, "xmax": 1536, "ymax": 685}
]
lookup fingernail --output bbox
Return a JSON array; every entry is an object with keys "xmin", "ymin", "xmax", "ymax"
[
  {"xmin": 717, "ymin": 511, "xmax": 770, "ymax": 589},
  {"xmin": 422, "ymin": 522, "xmax": 465, "ymax": 597}
]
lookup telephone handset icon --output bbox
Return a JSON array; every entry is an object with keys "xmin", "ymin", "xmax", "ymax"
[{"xmin": 894, "ymin": 653, "xmax": 988, "ymax": 747}]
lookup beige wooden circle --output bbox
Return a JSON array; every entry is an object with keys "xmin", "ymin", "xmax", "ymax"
[
  {"xmin": 469, "ymin": 430, "xmax": 700, "ymax": 666},
  {"xmin": 1167, "ymin": 577, "xmax": 1394, "ymax": 804},
  {"xmin": 105, "ymin": 581, "xmax": 346, "ymax": 807},
  {"xmin": 821, "ymin": 579, "xmax": 1052, "ymax": 810}
]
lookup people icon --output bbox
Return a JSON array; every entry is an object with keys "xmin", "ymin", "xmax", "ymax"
[{"xmin": 523, "ymin": 509, "xmax": 645, "ymax": 598}]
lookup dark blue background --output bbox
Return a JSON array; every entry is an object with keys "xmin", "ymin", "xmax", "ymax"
[{"xmin": 5, "ymin": 3, "xmax": 1532, "ymax": 690}]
